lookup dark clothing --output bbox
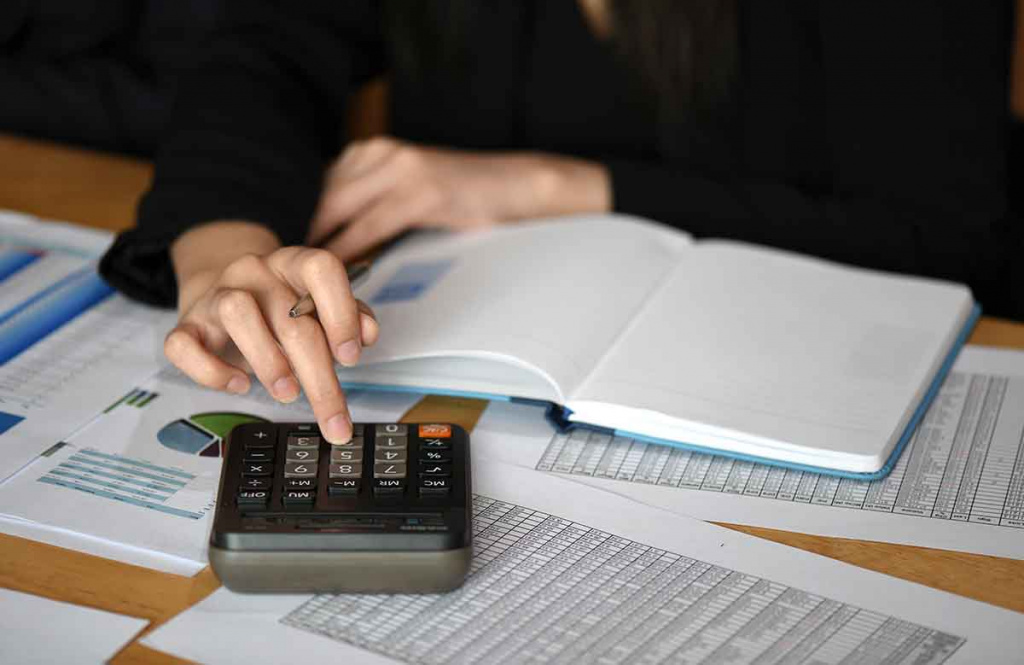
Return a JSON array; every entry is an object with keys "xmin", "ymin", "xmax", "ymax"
[
  {"xmin": 99, "ymin": 0, "xmax": 1021, "ymax": 317},
  {"xmin": 0, "ymin": 0, "xmax": 218, "ymax": 155}
]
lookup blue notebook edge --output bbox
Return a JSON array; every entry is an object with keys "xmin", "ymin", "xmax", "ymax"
[
  {"xmin": 341, "ymin": 302, "xmax": 980, "ymax": 482},
  {"xmin": 546, "ymin": 302, "xmax": 982, "ymax": 481}
]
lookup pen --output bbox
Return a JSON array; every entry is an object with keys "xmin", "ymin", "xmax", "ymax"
[{"xmin": 288, "ymin": 261, "xmax": 371, "ymax": 318}]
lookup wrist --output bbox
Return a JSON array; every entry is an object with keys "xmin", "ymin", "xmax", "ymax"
[{"xmin": 526, "ymin": 155, "xmax": 612, "ymax": 219}]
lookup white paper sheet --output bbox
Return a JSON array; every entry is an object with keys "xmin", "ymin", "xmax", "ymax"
[
  {"xmin": 0, "ymin": 366, "xmax": 423, "ymax": 574},
  {"xmin": 143, "ymin": 462, "xmax": 1024, "ymax": 664},
  {"xmin": 0, "ymin": 588, "xmax": 147, "ymax": 665},
  {"xmin": 474, "ymin": 346, "xmax": 1024, "ymax": 559},
  {"xmin": 0, "ymin": 211, "xmax": 175, "ymax": 481}
]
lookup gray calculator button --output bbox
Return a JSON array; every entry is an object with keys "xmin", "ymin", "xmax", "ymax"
[
  {"xmin": 287, "ymin": 435, "xmax": 320, "ymax": 449},
  {"xmin": 376, "ymin": 424, "xmax": 408, "ymax": 436},
  {"xmin": 375, "ymin": 435, "xmax": 407, "ymax": 449},
  {"xmin": 374, "ymin": 448, "xmax": 407, "ymax": 463},
  {"xmin": 330, "ymin": 448, "xmax": 363, "ymax": 463},
  {"xmin": 374, "ymin": 462, "xmax": 407, "ymax": 478},
  {"xmin": 330, "ymin": 436, "xmax": 362, "ymax": 448},
  {"xmin": 286, "ymin": 448, "xmax": 317, "ymax": 463},
  {"xmin": 329, "ymin": 463, "xmax": 362, "ymax": 479},
  {"xmin": 284, "ymin": 462, "xmax": 318, "ymax": 478}
]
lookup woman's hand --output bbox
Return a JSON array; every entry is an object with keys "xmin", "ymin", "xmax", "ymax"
[
  {"xmin": 166, "ymin": 222, "xmax": 378, "ymax": 443},
  {"xmin": 307, "ymin": 137, "xmax": 611, "ymax": 260}
]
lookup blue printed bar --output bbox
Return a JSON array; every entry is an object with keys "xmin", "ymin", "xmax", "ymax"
[{"xmin": 0, "ymin": 269, "xmax": 114, "ymax": 364}]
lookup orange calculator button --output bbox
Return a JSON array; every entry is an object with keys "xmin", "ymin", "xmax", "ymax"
[{"xmin": 418, "ymin": 424, "xmax": 452, "ymax": 438}]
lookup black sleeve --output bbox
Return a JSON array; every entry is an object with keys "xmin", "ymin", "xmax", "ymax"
[
  {"xmin": 605, "ymin": 2, "xmax": 1012, "ymax": 300},
  {"xmin": 99, "ymin": 0, "xmax": 385, "ymax": 307}
]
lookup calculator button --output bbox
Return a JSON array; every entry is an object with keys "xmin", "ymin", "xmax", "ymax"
[
  {"xmin": 285, "ymin": 478, "xmax": 317, "ymax": 490},
  {"xmin": 237, "ymin": 490, "xmax": 270, "ymax": 504},
  {"xmin": 328, "ymin": 479, "xmax": 360, "ymax": 495},
  {"xmin": 243, "ymin": 449, "xmax": 274, "ymax": 463},
  {"xmin": 249, "ymin": 428, "xmax": 274, "ymax": 443},
  {"xmin": 287, "ymin": 435, "xmax": 320, "ymax": 449},
  {"xmin": 244, "ymin": 436, "xmax": 274, "ymax": 449},
  {"xmin": 330, "ymin": 436, "xmax": 362, "ymax": 449},
  {"xmin": 285, "ymin": 448, "xmax": 318, "ymax": 463},
  {"xmin": 420, "ymin": 450, "xmax": 451, "ymax": 463},
  {"xmin": 373, "ymin": 478, "xmax": 406, "ymax": 495},
  {"xmin": 377, "ymin": 424, "xmax": 408, "ymax": 436},
  {"xmin": 418, "ymin": 424, "xmax": 451, "ymax": 438},
  {"xmin": 375, "ymin": 435, "xmax": 407, "ymax": 449},
  {"xmin": 419, "ymin": 463, "xmax": 451, "ymax": 477},
  {"xmin": 374, "ymin": 448, "xmax": 407, "ymax": 463},
  {"xmin": 284, "ymin": 462, "xmax": 317, "ymax": 478},
  {"xmin": 284, "ymin": 490, "xmax": 316, "ymax": 504},
  {"xmin": 242, "ymin": 463, "xmax": 274, "ymax": 476},
  {"xmin": 329, "ymin": 463, "xmax": 362, "ymax": 479},
  {"xmin": 240, "ymin": 477, "xmax": 272, "ymax": 491},
  {"xmin": 374, "ymin": 462, "xmax": 407, "ymax": 478},
  {"xmin": 419, "ymin": 478, "xmax": 452, "ymax": 495},
  {"xmin": 420, "ymin": 438, "xmax": 451, "ymax": 450},
  {"xmin": 330, "ymin": 448, "xmax": 363, "ymax": 463}
]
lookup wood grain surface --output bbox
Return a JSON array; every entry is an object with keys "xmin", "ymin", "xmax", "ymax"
[{"xmin": 0, "ymin": 134, "xmax": 1020, "ymax": 664}]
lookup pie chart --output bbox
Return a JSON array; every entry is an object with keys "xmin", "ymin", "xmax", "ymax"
[{"xmin": 157, "ymin": 412, "xmax": 268, "ymax": 457}]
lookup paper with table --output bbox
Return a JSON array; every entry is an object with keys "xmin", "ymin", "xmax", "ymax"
[
  {"xmin": 0, "ymin": 588, "xmax": 147, "ymax": 664},
  {"xmin": 471, "ymin": 345, "xmax": 1024, "ymax": 559},
  {"xmin": 143, "ymin": 462, "xmax": 1024, "ymax": 664},
  {"xmin": 0, "ymin": 365, "xmax": 424, "ymax": 575},
  {"xmin": 0, "ymin": 210, "xmax": 174, "ymax": 481}
]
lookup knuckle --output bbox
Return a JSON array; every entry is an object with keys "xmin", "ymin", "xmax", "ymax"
[
  {"xmin": 278, "ymin": 315, "xmax": 320, "ymax": 345},
  {"xmin": 223, "ymin": 253, "xmax": 265, "ymax": 281},
  {"xmin": 163, "ymin": 329, "xmax": 191, "ymax": 362},
  {"xmin": 217, "ymin": 289, "xmax": 258, "ymax": 322},
  {"xmin": 394, "ymin": 146, "xmax": 423, "ymax": 171},
  {"xmin": 301, "ymin": 248, "xmax": 342, "ymax": 281},
  {"xmin": 367, "ymin": 136, "xmax": 395, "ymax": 152}
]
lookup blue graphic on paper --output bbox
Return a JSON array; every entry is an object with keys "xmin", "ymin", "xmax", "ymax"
[
  {"xmin": 0, "ymin": 411, "xmax": 24, "ymax": 435},
  {"xmin": 371, "ymin": 260, "xmax": 453, "ymax": 305}
]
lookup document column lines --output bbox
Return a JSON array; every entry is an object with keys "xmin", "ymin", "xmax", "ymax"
[
  {"xmin": 931, "ymin": 376, "xmax": 982, "ymax": 519},
  {"xmin": 962, "ymin": 378, "xmax": 1007, "ymax": 523},
  {"xmin": 1000, "ymin": 427, "xmax": 1024, "ymax": 526}
]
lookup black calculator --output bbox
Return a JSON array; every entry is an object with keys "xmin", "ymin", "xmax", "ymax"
[{"xmin": 208, "ymin": 422, "xmax": 472, "ymax": 593}]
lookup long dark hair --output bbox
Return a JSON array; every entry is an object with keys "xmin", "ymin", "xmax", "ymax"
[{"xmin": 385, "ymin": 0, "xmax": 738, "ymax": 120}]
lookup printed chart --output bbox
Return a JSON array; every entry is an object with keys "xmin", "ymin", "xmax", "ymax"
[{"xmin": 39, "ymin": 448, "xmax": 211, "ymax": 520}]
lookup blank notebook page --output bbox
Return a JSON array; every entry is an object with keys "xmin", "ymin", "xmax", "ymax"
[{"xmin": 571, "ymin": 241, "xmax": 973, "ymax": 471}]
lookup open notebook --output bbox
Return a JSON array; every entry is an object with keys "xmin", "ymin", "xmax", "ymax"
[{"xmin": 339, "ymin": 215, "xmax": 977, "ymax": 479}]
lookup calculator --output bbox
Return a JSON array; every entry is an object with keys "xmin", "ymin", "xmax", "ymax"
[{"xmin": 208, "ymin": 422, "xmax": 472, "ymax": 594}]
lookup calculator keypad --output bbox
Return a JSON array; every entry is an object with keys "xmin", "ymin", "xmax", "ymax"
[{"xmin": 231, "ymin": 423, "xmax": 461, "ymax": 512}]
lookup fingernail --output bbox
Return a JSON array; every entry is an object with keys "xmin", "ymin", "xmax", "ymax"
[
  {"xmin": 227, "ymin": 375, "xmax": 250, "ymax": 394},
  {"xmin": 325, "ymin": 412, "xmax": 352, "ymax": 443},
  {"xmin": 360, "ymin": 312, "xmax": 379, "ymax": 345},
  {"xmin": 336, "ymin": 339, "xmax": 361, "ymax": 367},
  {"xmin": 273, "ymin": 376, "xmax": 299, "ymax": 402}
]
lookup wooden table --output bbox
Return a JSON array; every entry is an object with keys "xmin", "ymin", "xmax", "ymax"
[{"xmin": 0, "ymin": 133, "xmax": 1021, "ymax": 664}]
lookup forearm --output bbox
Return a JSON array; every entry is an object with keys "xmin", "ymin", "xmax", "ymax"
[{"xmin": 170, "ymin": 221, "xmax": 281, "ymax": 310}]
